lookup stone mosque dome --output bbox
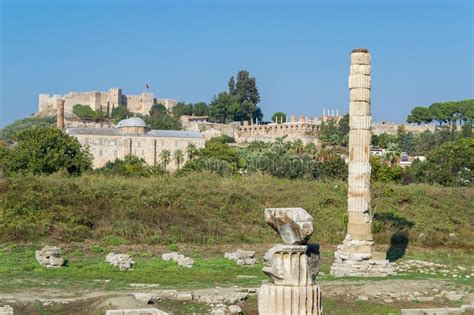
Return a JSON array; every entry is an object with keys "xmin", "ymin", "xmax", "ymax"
[
  {"xmin": 117, "ymin": 117, "xmax": 147, "ymax": 128},
  {"xmin": 117, "ymin": 117, "xmax": 147, "ymax": 134}
]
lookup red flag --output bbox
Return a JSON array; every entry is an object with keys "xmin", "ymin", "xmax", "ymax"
[{"xmin": 145, "ymin": 83, "xmax": 150, "ymax": 89}]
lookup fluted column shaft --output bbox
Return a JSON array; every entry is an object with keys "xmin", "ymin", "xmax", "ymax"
[{"xmin": 346, "ymin": 49, "xmax": 373, "ymax": 248}]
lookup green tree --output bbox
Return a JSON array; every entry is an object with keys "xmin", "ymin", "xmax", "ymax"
[
  {"xmin": 397, "ymin": 126, "xmax": 414, "ymax": 154},
  {"xmin": 172, "ymin": 102, "xmax": 193, "ymax": 118},
  {"xmin": 412, "ymin": 130, "xmax": 438, "ymax": 155},
  {"xmin": 383, "ymin": 142, "xmax": 401, "ymax": 165},
  {"xmin": 174, "ymin": 149, "xmax": 184, "ymax": 169},
  {"xmin": 228, "ymin": 76, "xmax": 236, "ymax": 95},
  {"xmin": 160, "ymin": 150, "xmax": 171, "ymax": 170},
  {"xmin": 150, "ymin": 104, "xmax": 167, "ymax": 116},
  {"xmin": 73, "ymin": 104, "xmax": 98, "ymax": 121},
  {"xmin": 193, "ymin": 102, "xmax": 209, "ymax": 116},
  {"xmin": 0, "ymin": 127, "xmax": 92, "ymax": 176},
  {"xmin": 198, "ymin": 139, "xmax": 238, "ymax": 164},
  {"xmin": 337, "ymin": 114, "xmax": 350, "ymax": 147},
  {"xmin": 370, "ymin": 155, "xmax": 403, "ymax": 182},
  {"xmin": 407, "ymin": 107, "xmax": 433, "ymax": 125},
  {"xmin": 235, "ymin": 70, "xmax": 260, "ymax": 106},
  {"xmin": 146, "ymin": 105, "xmax": 182, "ymax": 130},
  {"xmin": 377, "ymin": 133, "xmax": 398, "ymax": 148},
  {"xmin": 0, "ymin": 116, "xmax": 56, "ymax": 143},
  {"xmin": 96, "ymin": 154, "xmax": 155, "ymax": 177},
  {"xmin": 186, "ymin": 143, "xmax": 198, "ymax": 160},
  {"xmin": 318, "ymin": 119, "xmax": 339, "ymax": 146},
  {"xmin": 420, "ymin": 137, "xmax": 473, "ymax": 186},
  {"xmin": 272, "ymin": 112, "xmax": 286, "ymax": 123},
  {"xmin": 208, "ymin": 92, "xmax": 240, "ymax": 123},
  {"xmin": 111, "ymin": 105, "xmax": 130, "ymax": 123}
]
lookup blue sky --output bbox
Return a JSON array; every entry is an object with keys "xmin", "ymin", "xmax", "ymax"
[{"xmin": 1, "ymin": 0, "xmax": 472, "ymax": 127}]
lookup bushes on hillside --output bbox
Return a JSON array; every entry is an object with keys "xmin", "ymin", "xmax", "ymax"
[
  {"xmin": 0, "ymin": 116, "xmax": 56, "ymax": 143},
  {"xmin": 96, "ymin": 155, "xmax": 163, "ymax": 177},
  {"xmin": 407, "ymin": 138, "xmax": 474, "ymax": 186},
  {"xmin": 0, "ymin": 173, "xmax": 472, "ymax": 248},
  {"xmin": 73, "ymin": 104, "xmax": 105, "ymax": 122},
  {"xmin": 0, "ymin": 127, "xmax": 92, "ymax": 176}
]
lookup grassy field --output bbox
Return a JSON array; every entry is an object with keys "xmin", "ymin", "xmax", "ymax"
[
  {"xmin": 0, "ymin": 243, "xmax": 472, "ymax": 314},
  {"xmin": 1, "ymin": 173, "xmax": 473, "ymax": 248},
  {"xmin": 1, "ymin": 173, "xmax": 473, "ymax": 313},
  {"xmin": 1, "ymin": 243, "xmax": 472, "ymax": 292}
]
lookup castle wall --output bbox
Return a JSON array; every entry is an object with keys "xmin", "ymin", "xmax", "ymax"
[
  {"xmin": 183, "ymin": 122, "xmax": 238, "ymax": 140},
  {"xmin": 372, "ymin": 122, "xmax": 436, "ymax": 135},
  {"xmin": 155, "ymin": 98, "xmax": 177, "ymax": 111},
  {"xmin": 39, "ymin": 88, "xmax": 176, "ymax": 117},
  {"xmin": 235, "ymin": 122, "xmax": 319, "ymax": 144}
]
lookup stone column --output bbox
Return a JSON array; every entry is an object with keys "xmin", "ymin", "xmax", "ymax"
[
  {"xmin": 258, "ymin": 208, "xmax": 323, "ymax": 315},
  {"xmin": 56, "ymin": 98, "xmax": 65, "ymax": 130},
  {"xmin": 330, "ymin": 49, "xmax": 394, "ymax": 277}
]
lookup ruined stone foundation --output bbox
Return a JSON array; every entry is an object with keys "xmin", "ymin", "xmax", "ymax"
[
  {"xmin": 258, "ymin": 245, "xmax": 322, "ymax": 315},
  {"xmin": 330, "ymin": 49, "xmax": 395, "ymax": 277}
]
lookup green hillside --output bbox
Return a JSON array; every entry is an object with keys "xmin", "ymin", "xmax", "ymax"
[{"xmin": 1, "ymin": 173, "xmax": 472, "ymax": 248}]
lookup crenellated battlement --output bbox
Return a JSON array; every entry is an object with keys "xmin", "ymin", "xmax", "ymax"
[{"xmin": 38, "ymin": 87, "xmax": 176, "ymax": 116}]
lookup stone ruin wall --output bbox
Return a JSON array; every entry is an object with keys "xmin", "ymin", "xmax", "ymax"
[
  {"xmin": 372, "ymin": 122, "xmax": 436, "ymax": 135},
  {"xmin": 183, "ymin": 122, "xmax": 239, "ymax": 141},
  {"xmin": 183, "ymin": 120, "xmax": 320, "ymax": 144},
  {"xmin": 235, "ymin": 122, "xmax": 319, "ymax": 144}
]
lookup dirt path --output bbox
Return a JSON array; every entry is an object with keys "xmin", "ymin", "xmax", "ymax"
[{"xmin": 1, "ymin": 278, "xmax": 472, "ymax": 314}]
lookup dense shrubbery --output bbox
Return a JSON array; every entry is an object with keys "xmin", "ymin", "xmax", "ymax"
[
  {"xmin": 0, "ymin": 127, "xmax": 92, "ymax": 176},
  {"xmin": 0, "ymin": 116, "xmax": 56, "ymax": 143},
  {"xmin": 372, "ymin": 125, "xmax": 471, "ymax": 156},
  {"xmin": 406, "ymin": 138, "xmax": 474, "ymax": 186},
  {"xmin": 0, "ymin": 173, "xmax": 472, "ymax": 248},
  {"xmin": 181, "ymin": 137, "xmax": 348, "ymax": 180},
  {"xmin": 95, "ymin": 155, "xmax": 164, "ymax": 177}
]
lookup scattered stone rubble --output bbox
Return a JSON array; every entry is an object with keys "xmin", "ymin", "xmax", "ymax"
[
  {"xmin": 133, "ymin": 293, "xmax": 158, "ymax": 304},
  {"xmin": 105, "ymin": 253, "xmax": 134, "ymax": 270},
  {"xmin": 224, "ymin": 249, "xmax": 257, "ymax": 266},
  {"xmin": 161, "ymin": 252, "xmax": 194, "ymax": 268},
  {"xmin": 130, "ymin": 287, "xmax": 249, "ymax": 314},
  {"xmin": 0, "ymin": 305, "xmax": 13, "ymax": 315},
  {"xmin": 259, "ymin": 207, "xmax": 322, "ymax": 315},
  {"xmin": 194, "ymin": 289, "xmax": 247, "ymax": 305},
  {"xmin": 395, "ymin": 260, "xmax": 473, "ymax": 279},
  {"xmin": 210, "ymin": 304, "xmax": 243, "ymax": 315},
  {"xmin": 401, "ymin": 302, "xmax": 474, "ymax": 315},
  {"xmin": 35, "ymin": 246, "xmax": 64, "ymax": 268},
  {"xmin": 106, "ymin": 308, "xmax": 168, "ymax": 315},
  {"xmin": 321, "ymin": 279, "xmax": 469, "ymax": 303}
]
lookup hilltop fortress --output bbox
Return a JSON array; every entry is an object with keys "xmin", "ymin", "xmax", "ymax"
[{"xmin": 39, "ymin": 88, "xmax": 177, "ymax": 116}]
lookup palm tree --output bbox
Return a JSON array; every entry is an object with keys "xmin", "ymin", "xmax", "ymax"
[
  {"xmin": 305, "ymin": 143, "xmax": 317, "ymax": 155},
  {"xmin": 291, "ymin": 139, "xmax": 304, "ymax": 154},
  {"xmin": 174, "ymin": 149, "xmax": 184, "ymax": 169},
  {"xmin": 383, "ymin": 142, "xmax": 401, "ymax": 165},
  {"xmin": 160, "ymin": 150, "xmax": 171, "ymax": 170},
  {"xmin": 186, "ymin": 143, "xmax": 198, "ymax": 160}
]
